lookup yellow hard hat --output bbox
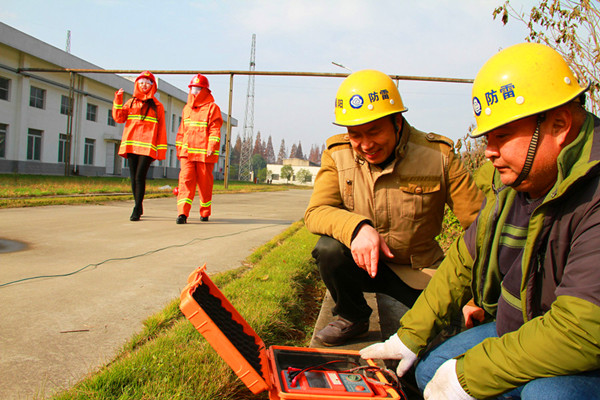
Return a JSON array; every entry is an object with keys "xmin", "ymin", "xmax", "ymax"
[
  {"xmin": 471, "ymin": 42, "xmax": 588, "ymax": 137},
  {"xmin": 334, "ymin": 69, "xmax": 407, "ymax": 126}
]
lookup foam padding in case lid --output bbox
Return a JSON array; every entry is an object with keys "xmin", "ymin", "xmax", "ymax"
[{"xmin": 180, "ymin": 264, "xmax": 270, "ymax": 394}]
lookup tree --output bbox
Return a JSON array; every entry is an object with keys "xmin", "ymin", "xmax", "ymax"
[
  {"xmin": 228, "ymin": 163, "xmax": 239, "ymax": 181},
  {"xmin": 280, "ymin": 164, "xmax": 294, "ymax": 183},
  {"xmin": 277, "ymin": 139, "xmax": 287, "ymax": 164},
  {"xmin": 251, "ymin": 153, "xmax": 266, "ymax": 179},
  {"xmin": 289, "ymin": 143, "xmax": 298, "ymax": 159},
  {"xmin": 231, "ymin": 134, "xmax": 242, "ymax": 166},
  {"xmin": 494, "ymin": 0, "xmax": 600, "ymax": 112},
  {"xmin": 296, "ymin": 168, "xmax": 313, "ymax": 184},
  {"xmin": 296, "ymin": 141, "xmax": 305, "ymax": 160},
  {"xmin": 265, "ymin": 135, "xmax": 276, "ymax": 164},
  {"xmin": 308, "ymin": 144, "xmax": 322, "ymax": 164},
  {"xmin": 257, "ymin": 167, "xmax": 268, "ymax": 183},
  {"xmin": 454, "ymin": 125, "xmax": 488, "ymax": 174},
  {"xmin": 252, "ymin": 131, "xmax": 263, "ymax": 157}
]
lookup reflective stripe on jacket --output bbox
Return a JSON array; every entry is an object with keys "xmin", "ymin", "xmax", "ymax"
[
  {"xmin": 112, "ymin": 89, "xmax": 167, "ymax": 160},
  {"xmin": 176, "ymin": 93, "xmax": 222, "ymax": 163}
]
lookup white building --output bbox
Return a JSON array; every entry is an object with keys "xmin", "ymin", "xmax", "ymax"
[
  {"xmin": 0, "ymin": 22, "xmax": 236, "ymax": 179},
  {"xmin": 267, "ymin": 158, "xmax": 320, "ymax": 185}
]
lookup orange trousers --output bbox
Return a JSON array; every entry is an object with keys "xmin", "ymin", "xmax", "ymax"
[{"xmin": 177, "ymin": 158, "xmax": 215, "ymax": 218}]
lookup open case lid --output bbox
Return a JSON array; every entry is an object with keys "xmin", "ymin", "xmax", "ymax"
[{"xmin": 179, "ymin": 264, "xmax": 271, "ymax": 394}]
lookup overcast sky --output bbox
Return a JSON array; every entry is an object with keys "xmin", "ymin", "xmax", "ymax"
[{"xmin": 1, "ymin": 0, "xmax": 536, "ymax": 154}]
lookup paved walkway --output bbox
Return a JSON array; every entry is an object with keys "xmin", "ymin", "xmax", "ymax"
[{"xmin": 0, "ymin": 189, "xmax": 312, "ymax": 399}]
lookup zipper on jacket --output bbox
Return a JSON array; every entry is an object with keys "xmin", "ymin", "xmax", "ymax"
[{"xmin": 477, "ymin": 181, "xmax": 509, "ymax": 304}]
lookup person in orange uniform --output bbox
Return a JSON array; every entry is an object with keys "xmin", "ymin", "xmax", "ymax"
[
  {"xmin": 113, "ymin": 71, "xmax": 167, "ymax": 221},
  {"xmin": 175, "ymin": 74, "xmax": 223, "ymax": 224}
]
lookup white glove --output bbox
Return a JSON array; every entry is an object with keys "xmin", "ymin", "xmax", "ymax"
[
  {"xmin": 359, "ymin": 334, "xmax": 417, "ymax": 377},
  {"xmin": 423, "ymin": 359, "xmax": 475, "ymax": 400}
]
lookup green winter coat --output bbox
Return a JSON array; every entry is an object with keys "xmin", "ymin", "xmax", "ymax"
[{"xmin": 397, "ymin": 114, "xmax": 600, "ymax": 398}]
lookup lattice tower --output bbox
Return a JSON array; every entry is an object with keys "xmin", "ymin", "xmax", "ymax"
[
  {"xmin": 65, "ymin": 30, "xmax": 71, "ymax": 53},
  {"xmin": 238, "ymin": 34, "xmax": 256, "ymax": 181}
]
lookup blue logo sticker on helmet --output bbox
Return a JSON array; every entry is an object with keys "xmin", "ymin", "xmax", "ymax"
[
  {"xmin": 472, "ymin": 97, "xmax": 482, "ymax": 116},
  {"xmin": 350, "ymin": 94, "xmax": 364, "ymax": 109}
]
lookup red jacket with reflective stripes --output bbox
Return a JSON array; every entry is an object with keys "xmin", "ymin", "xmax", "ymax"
[
  {"xmin": 113, "ymin": 81, "xmax": 167, "ymax": 160},
  {"xmin": 176, "ymin": 90, "xmax": 223, "ymax": 163}
]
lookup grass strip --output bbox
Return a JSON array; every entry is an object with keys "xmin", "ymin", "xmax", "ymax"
[
  {"xmin": 0, "ymin": 174, "xmax": 304, "ymax": 208},
  {"xmin": 51, "ymin": 221, "xmax": 322, "ymax": 400}
]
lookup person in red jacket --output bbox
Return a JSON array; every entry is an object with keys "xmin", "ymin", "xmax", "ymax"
[
  {"xmin": 112, "ymin": 71, "xmax": 167, "ymax": 221},
  {"xmin": 175, "ymin": 74, "xmax": 223, "ymax": 224}
]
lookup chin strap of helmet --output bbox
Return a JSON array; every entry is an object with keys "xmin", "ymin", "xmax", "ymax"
[{"xmin": 510, "ymin": 113, "xmax": 545, "ymax": 188}]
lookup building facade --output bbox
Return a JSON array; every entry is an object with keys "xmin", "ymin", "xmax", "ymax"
[
  {"xmin": 267, "ymin": 158, "xmax": 319, "ymax": 185},
  {"xmin": 0, "ymin": 22, "xmax": 236, "ymax": 180}
]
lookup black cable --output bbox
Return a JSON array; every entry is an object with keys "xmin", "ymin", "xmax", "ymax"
[{"xmin": 0, "ymin": 224, "xmax": 280, "ymax": 288}]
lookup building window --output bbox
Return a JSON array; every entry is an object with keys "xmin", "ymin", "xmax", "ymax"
[
  {"xmin": 86, "ymin": 103, "xmax": 98, "ymax": 121},
  {"xmin": 60, "ymin": 95, "xmax": 71, "ymax": 115},
  {"xmin": 27, "ymin": 129, "xmax": 43, "ymax": 160},
  {"xmin": 171, "ymin": 114, "xmax": 176, "ymax": 132},
  {"xmin": 58, "ymin": 133, "xmax": 68, "ymax": 162},
  {"xmin": 84, "ymin": 138, "xmax": 95, "ymax": 165},
  {"xmin": 169, "ymin": 149, "xmax": 175, "ymax": 167},
  {"xmin": 0, "ymin": 77, "xmax": 10, "ymax": 101},
  {"xmin": 179, "ymin": 116, "xmax": 182, "ymax": 128},
  {"xmin": 29, "ymin": 86, "xmax": 45, "ymax": 109},
  {"xmin": 107, "ymin": 109, "xmax": 116, "ymax": 126},
  {"xmin": 0, "ymin": 124, "xmax": 7, "ymax": 158}
]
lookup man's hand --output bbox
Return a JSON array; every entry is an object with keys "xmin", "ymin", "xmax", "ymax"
[
  {"xmin": 359, "ymin": 334, "xmax": 417, "ymax": 377},
  {"xmin": 351, "ymin": 224, "xmax": 393, "ymax": 278},
  {"xmin": 462, "ymin": 301, "xmax": 485, "ymax": 329},
  {"xmin": 423, "ymin": 359, "xmax": 475, "ymax": 400}
]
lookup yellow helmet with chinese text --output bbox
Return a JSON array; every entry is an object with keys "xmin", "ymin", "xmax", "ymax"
[
  {"xmin": 334, "ymin": 69, "xmax": 407, "ymax": 127},
  {"xmin": 471, "ymin": 42, "xmax": 588, "ymax": 137}
]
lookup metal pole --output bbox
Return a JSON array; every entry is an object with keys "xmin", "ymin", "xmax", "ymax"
[
  {"xmin": 224, "ymin": 73, "xmax": 234, "ymax": 189},
  {"xmin": 65, "ymin": 71, "xmax": 75, "ymax": 176}
]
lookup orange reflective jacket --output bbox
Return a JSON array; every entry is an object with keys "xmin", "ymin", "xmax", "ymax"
[
  {"xmin": 176, "ymin": 90, "xmax": 223, "ymax": 163},
  {"xmin": 113, "ymin": 80, "xmax": 167, "ymax": 160}
]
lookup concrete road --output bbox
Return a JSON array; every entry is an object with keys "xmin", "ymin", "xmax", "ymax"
[{"xmin": 0, "ymin": 189, "xmax": 312, "ymax": 399}]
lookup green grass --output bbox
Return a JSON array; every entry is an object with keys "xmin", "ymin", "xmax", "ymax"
[
  {"xmin": 0, "ymin": 174, "xmax": 301, "ymax": 208},
  {"xmin": 5, "ymin": 173, "xmax": 465, "ymax": 399},
  {"xmin": 435, "ymin": 206, "xmax": 462, "ymax": 253},
  {"xmin": 50, "ymin": 221, "xmax": 323, "ymax": 400}
]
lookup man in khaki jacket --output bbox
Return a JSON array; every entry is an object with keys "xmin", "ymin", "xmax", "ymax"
[{"xmin": 305, "ymin": 69, "xmax": 483, "ymax": 346}]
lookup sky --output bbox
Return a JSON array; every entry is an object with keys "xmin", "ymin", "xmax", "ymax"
[{"xmin": 0, "ymin": 0, "xmax": 536, "ymax": 156}]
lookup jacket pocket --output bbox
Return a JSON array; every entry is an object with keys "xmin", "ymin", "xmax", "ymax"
[{"xmin": 398, "ymin": 182, "xmax": 441, "ymax": 221}]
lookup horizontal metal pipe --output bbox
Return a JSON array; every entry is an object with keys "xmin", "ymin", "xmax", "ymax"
[{"xmin": 17, "ymin": 68, "xmax": 474, "ymax": 84}]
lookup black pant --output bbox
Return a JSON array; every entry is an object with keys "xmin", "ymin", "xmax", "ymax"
[
  {"xmin": 128, "ymin": 154, "xmax": 153, "ymax": 212},
  {"xmin": 312, "ymin": 235, "xmax": 422, "ymax": 322}
]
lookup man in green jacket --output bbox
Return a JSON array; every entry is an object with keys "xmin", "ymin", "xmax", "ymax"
[
  {"xmin": 361, "ymin": 43, "xmax": 600, "ymax": 399},
  {"xmin": 304, "ymin": 69, "xmax": 483, "ymax": 346}
]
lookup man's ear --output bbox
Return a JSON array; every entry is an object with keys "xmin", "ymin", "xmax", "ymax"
[
  {"xmin": 549, "ymin": 107, "xmax": 572, "ymax": 146},
  {"xmin": 393, "ymin": 113, "xmax": 404, "ymax": 131}
]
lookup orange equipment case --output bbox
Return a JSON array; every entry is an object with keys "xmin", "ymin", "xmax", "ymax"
[{"xmin": 180, "ymin": 264, "xmax": 402, "ymax": 400}]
